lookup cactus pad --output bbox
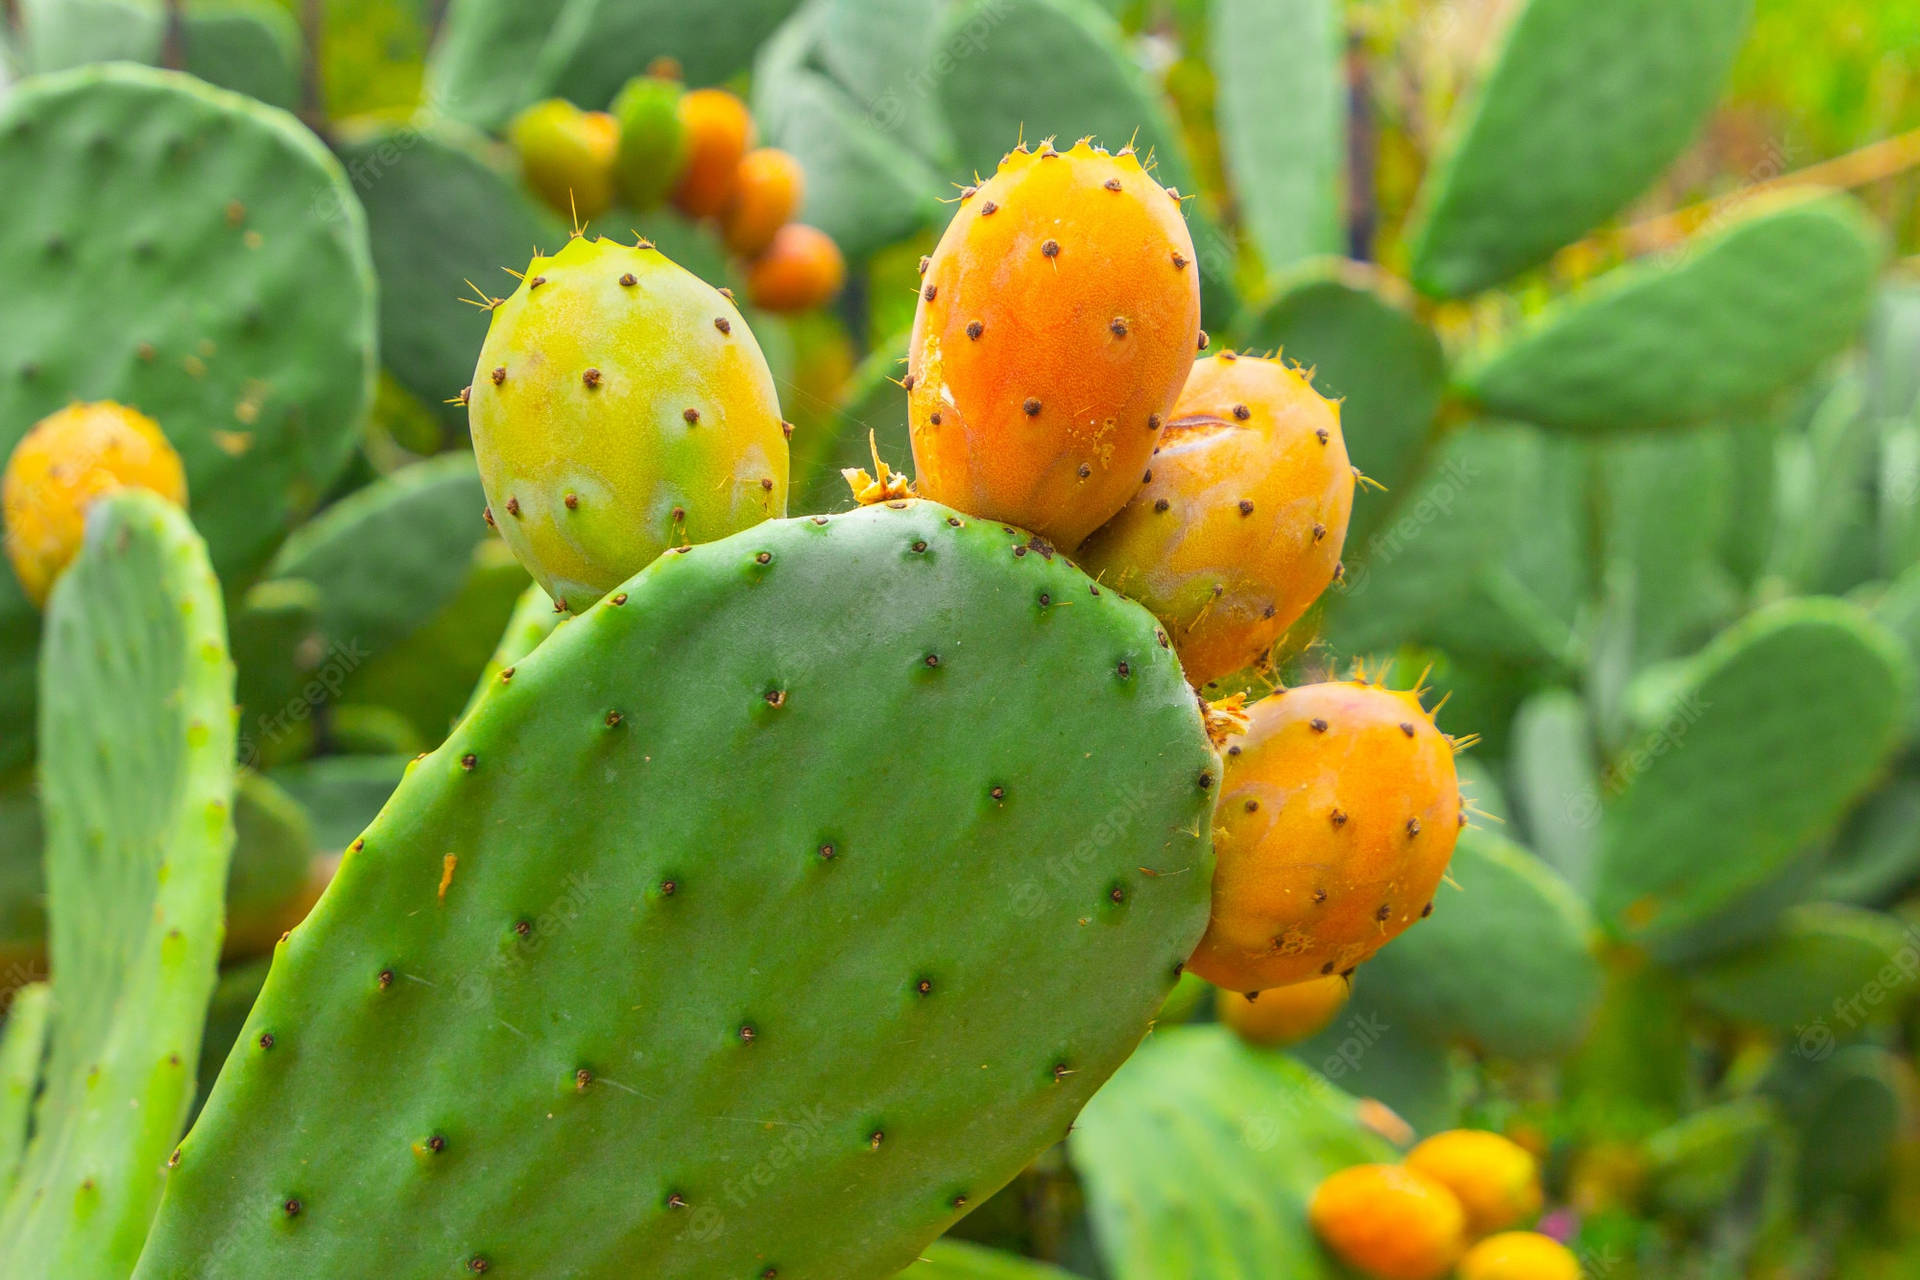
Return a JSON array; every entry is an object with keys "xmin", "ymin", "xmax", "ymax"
[
  {"xmin": 0, "ymin": 492, "xmax": 236, "ymax": 1278},
  {"xmin": 1070, "ymin": 1025, "xmax": 1392, "ymax": 1280},
  {"xmin": 136, "ymin": 499, "xmax": 1215, "ymax": 1279},
  {"xmin": 1408, "ymin": 0, "xmax": 1752, "ymax": 297},
  {"xmin": 0, "ymin": 982, "xmax": 51, "ymax": 1197},
  {"xmin": 1462, "ymin": 191, "xmax": 1884, "ymax": 433}
]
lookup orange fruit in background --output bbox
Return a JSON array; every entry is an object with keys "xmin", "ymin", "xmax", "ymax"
[
  {"xmin": 1459, "ymin": 1231, "xmax": 1582, "ymax": 1280},
  {"xmin": 1185, "ymin": 680, "xmax": 1461, "ymax": 992},
  {"xmin": 3, "ymin": 401, "xmax": 187, "ymax": 607},
  {"xmin": 746, "ymin": 224, "xmax": 846, "ymax": 313},
  {"xmin": 1309, "ymin": 1163, "xmax": 1467, "ymax": 1280},
  {"xmin": 671, "ymin": 88, "xmax": 755, "ymax": 218},
  {"xmin": 722, "ymin": 147, "xmax": 806, "ymax": 257},
  {"xmin": 1406, "ymin": 1130, "xmax": 1544, "ymax": 1237},
  {"xmin": 1215, "ymin": 974, "xmax": 1350, "ymax": 1047},
  {"xmin": 507, "ymin": 99, "xmax": 618, "ymax": 220}
]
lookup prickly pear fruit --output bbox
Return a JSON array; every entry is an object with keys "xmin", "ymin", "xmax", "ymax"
[
  {"xmin": 1215, "ymin": 973, "xmax": 1349, "ymax": 1046},
  {"xmin": 467, "ymin": 235, "xmax": 788, "ymax": 612},
  {"xmin": 1187, "ymin": 680, "xmax": 1461, "ymax": 991},
  {"xmin": 610, "ymin": 74, "xmax": 689, "ymax": 211},
  {"xmin": 508, "ymin": 99, "xmax": 618, "ymax": 219},
  {"xmin": 723, "ymin": 147, "xmax": 805, "ymax": 257},
  {"xmin": 1458, "ymin": 1232, "xmax": 1581, "ymax": 1280},
  {"xmin": 1406, "ymin": 1131, "xmax": 1544, "ymax": 1237},
  {"xmin": 1310, "ymin": 1164, "xmax": 1467, "ymax": 1280},
  {"xmin": 1078, "ymin": 352, "xmax": 1352, "ymax": 687},
  {"xmin": 2, "ymin": 401, "xmax": 186, "ymax": 607},
  {"xmin": 671, "ymin": 87, "xmax": 755, "ymax": 218},
  {"xmin": 906, "ymin": 137, "xmax": 1203, "ymax": 549},
  {"xmin": 746, "ymin": 223, "xmax": 846, "ymax": 312}
]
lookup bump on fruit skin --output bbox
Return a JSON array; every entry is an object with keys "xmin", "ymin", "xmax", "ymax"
[
  {"xmin": 1215, "ymin": 973, "xmax": 1349, "ymax": 1047},
  {"xmin": 671, "ymin": 88, "xmax": 755, "ymax": 218},
  {"xmin": 1458, "ymin": 1231, "xmax": 1582, "ymax": 1280},
  {"xmin": 1187, "ymin": 680, "xmax": 1461, "ymax": 991},
  {"xmin": 467, "ymin": 235, "xmax": 788, "ymax": 612},
  {"xmin": 610, "ymin": 74, "xmax": 689, "ymax": 211},
  {"xmin": 508, "ymin": 100, "xmax": 618, "ymax": 220},
  {"xmin": 722, "ymin": 148, "xmax": 805, "ymax": 258},
  {"xmin": 1309, "ymin": 1163, "xmax": 1467, "ymax": 1280},
  {"xmin": 1079, "ymin": 353, "xmax": 1352, "ymax": 686},
  {"xmin": 906, "ymin": 137, "xmax": 1202, "ymax": 549},
  {"xmin": 1405, "ymin": 1130, "xmax": 1544, "ymax": 1237},
  {"xmin": 2, "ymin": 401, "xmax": 187, "ymax": 607},
  {"xmin": 746, "ymin": 224, "xmax": 846, "ymax": 313}
]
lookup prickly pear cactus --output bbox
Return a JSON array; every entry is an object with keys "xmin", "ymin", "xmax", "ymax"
[
  {"xmin": 469, "ymin": 234, "xmax": 790, "ymax": 611},
  {"xmin": 907, "ymin": 137, "xmax": 1201, "ymax": 549},
  {"xmin": 0, "ymin": 491, "xmax": 236, "ymax": 1279},
  {"xmin": 0, "ymin": 982, "xmax": 51, "ymax": 1196},
  {"xmin": 0, "ymin": 64, "xmax": 375, "ymax": 768},
  {"xmin": 135, "ymin": 499, "xmax": 1216, "ymax": 1279}
]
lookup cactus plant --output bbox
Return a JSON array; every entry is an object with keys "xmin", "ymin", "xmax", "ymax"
[{"xmin": 0, "ymin": 491, "xmax": 236, "ymax": 1279}]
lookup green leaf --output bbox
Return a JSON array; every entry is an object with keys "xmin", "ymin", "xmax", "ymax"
[
  {"xmin": 1688, "ymin": 904, "xmax": 1909, "ymax": 1033},
  {"xmin": 1408, "ymin": 0, "xmax": 1752, "ymax": 297},
  {"xmin": 1463, "ymin": 191, "xmax": 1886, "ymax": 432}
]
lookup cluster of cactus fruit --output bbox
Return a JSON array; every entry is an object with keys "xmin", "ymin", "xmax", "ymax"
[
  {"xmin": 2, "ymin": 0, "xmax": 1919, "ymax": 1276},
  {"xmin": 509, "ymin": 65, "xmax": 846, "ymax": 315}
]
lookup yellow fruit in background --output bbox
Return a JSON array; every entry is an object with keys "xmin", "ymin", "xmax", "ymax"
[
  {"xmin": 507, "ymin": 99, "xmax": 618, "ymax": 220},
  {"xmin": 3, "ymin": 401, "xmax": 187, "ymax": 607},
  {"xmin": 1405, "ymin": 1130, "xmax": 1544, "ymax": 1237},
  {"xmin": 1309, "ymin": 1163, "xmax": 1466, "ymax": 1280},
  {"xmin": 1216, "ymin": 974, "xmax": 1350, "ymax": 1047},
  {"xmin": 1459, "ymin": 1231, "xmax": 1582, "ymax": 1280}
]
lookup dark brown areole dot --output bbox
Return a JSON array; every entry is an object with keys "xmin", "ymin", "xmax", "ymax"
[
  {"xmin": 1023, "ymin": 398, "xmax": 1042, "ymax": 416},
  {"xmin": 1104, "ymin": 177, "xmax": 1122, "ymax": 191},
  {"xmin": 1110, "ymin": 318, "xmax": 1128, "ymax": 337},
  {"xmin": 683, "ymin": 408, "xmax": 700, "ymax": 424},
  {"xmin": 490, "ymin": 366, "xmax": 506, "ymax": 385},
  {"xmin": 930, "ymin": 412, "xmax": 943, "ymax": 425},
  {"xmin": 990, "ymin": 785, "xmax": 1006, "ymax": 801},
  {"xmin": 1041, "ymin": 239, "xmax": 1060, "ymax": 258},
  {"xmin": 1153, "ymin": 498, "xmax": 1170, "ymax": 513},
  {"xmin": 1171, "ymin": 251, "xmax": 1188, "ymax": 269},
  {"xmin": 923, "ymin": 284, "xmax": 937, "ymax": 301},
  {"xmin": 1422, "ymin": 902, "xmax": 1435, "ymax": 917},
  {"xmin": 966, "ymin": 321, "xmax": 984, "ymax": 340},
  {"xmin": 1313, "ymin": 888, "xmax": 1329, "ymax": 903},
  {"xmin": 903, "ymin": 373, "xmax": 917, "ymax": 391},
  {"xmin": 1401, "ymin": 721, "xmax": 1416, "ymax": 736},
  {"xmin": 1316, "ymin": 427, "xmax": 1330, "ymax": 444},
  {"xmin": 611, "ymin": 592, "xmax": 629, "ymax": 605},
  {"xmin": 981, "ymin": 201, "xmax": 998, "ymax": 215},
  {"xmin": 378, "ymin": 969, "xmax": 393, "ymax": 989},
  {"xmin": 1076, "ymin": 463, "xmax": 1091, "ymax": 479},
  {"xmin": 760, "ymin": 478, "xmax": 775, "ymax": 492},
  {"xmin": 427, "ymin": 1134, "xmax": 446, "ymax": 1152},
  {"xmin": 1197, "ymin": 330, "xmax": 1209, "ymax": 351},
  {"xmin": 1232, "ymin": 404, "xmax": 1250, "ymax": 420},
  {"xmin": 714, "ymin": 317, "xmax": 731, "ymax": 335},
  {"xmin": 1148, "ymin": 413, "xmax": 1163, "ymax": 431},
  {"xmin": 1407, "ymin": 817, "xmax": 1422, "ymax": 837},
  {"xmin": 459, "ymin": 753, "xmax": 477, "ymax": 771},
  {"xmin": 1310, "ymin": 718, "xmax": 1328, "ymax": 732},
  {"xmin": 1330, "ymin": 809, "xmax": 1347, "ymax": 827},
  {"xmin": 739, "ymin": 1024, "xmax": 757, "ymax": 1044},
  {"xmin": 582, "ymin": 368, "xmax": 601, "ymax": 388},
  {"xmin": 1238, "ymin": 500, "xmax": 1254, "ymax": 516},
  {"xmin": 283, "ymin": 1198, "xmax": 301, "ymax": 1218},
  {"xmin": 755, "ymin": 551, "xmax": 772, "ymax": 565},
  {"xmin": 529, "ymin": 275, "xmax": 546, "ymax": 288},
  {"xmin": 564, "ymin": 492, "xmax": 579, "ymax": 510},
  {"xmin": 514, "ymin": 919, "xmax": 532, "ymax": 937},
  {"xmin": 1375, "ymin": 904, "xmax": 1392, "ymax": 922},
  {"xmin": 781, "ymin": 420, "xmax": 795, "ymax": 439},
  {"xmin": 619, "ymin": 273, "xmax": 636, "ymax": 286},
  {"xmin": 918, "ymin": 255, "xmax": 931, "ymax": 274}
]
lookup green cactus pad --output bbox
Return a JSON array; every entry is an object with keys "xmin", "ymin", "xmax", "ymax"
[
  {"xmin": 0, "ymin": 983, "xmax": 52, "ymax": 1197},
  {"xmin": 1407, "ymin": 0, "xmax": 1751, "ymax": 297},
  {"xmin": 0, "ymin": 492, "xmax": 236, "ymax": 1279},
  {"xmin": 1211, "ymin": 0, "xmax": 1343, "ymax": 274},
  {"xmin": 1791, "ymin": 1045, "xmax": 1902, "ymax": 1204},
  {"xmin": 901, "ymin": 1241, "xmax": 1078, "ymax": 1279},
  {"xmin": 934, "ymin": 0, "xmax": 1239, "ymax": 325},
  {"xmin": 532, "ymin": 0, "xmax": 806, "ymax": 114},
  {"xmin": 791, "ymin": 334, "xmax": 913, "ymax": 515},
  {"xmin": 1642, "ymin": 1098, "xmax": 1778, "ymax": 1218},
  {"xmin": 456, "ymin": 581, "xmax": 566, "ymax": 723},
  {"xmin": 1238, "ymin": 261, "xmax": 1445, "ymax": 554},
  {"xmin": 1360, "ymin": 828, "xmax": 1600, "ymax": 1060},
  {"xmin": 179, "ymin": 1, "xmax": 303, "ymax": 111},
  {"xmin": 1462, "ymin": 191, "xmax": 1885, "ymax": 433},
  {"xmin": 1593, "ymin": 599, "xmax": 1912, "ymax": 947},
  {"xmin": 1286, "ymin": 986, "xmax": 1464, "ymax": 1136},
  {"xmin": 1070, "ymin": 1026, "xmax": 1392, "ymax": 1280},
  {"xmin": 1686, "ymin": 903, "xmax": 1910, "ymax": 1033},
  {"xmin": 422, "ymin": 0, "xmax": 559, "ymax": 130},
  {"xmin": 0, "ymin": 64, "xmax": 376, "ymax": 768},
  {"xmin": 136, "ymin": 499, "xmax": 1215, "ymax": 1279},
  {"xmin": 333, "ymin": 119, "xmax": 567, "ymax": 433},
  {"xmin": 191, "ymin": 958, "xmax": 271, "ymax": 1126}
]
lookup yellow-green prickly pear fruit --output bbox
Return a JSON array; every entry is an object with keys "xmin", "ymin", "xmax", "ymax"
[
  {"xmin": 467, "ymin": 235, "xmax": 789, "ymax": 612},
  {"xmin": 1078, "ymin": 351, "xmax": 1353, "ymax": 689},
  {"xmin": 610, "ymin": 74, "xmax": 688, "ymax": 211},
  {"xmin": 2, "ymin": 401, "xmax": 187, "ymax": 607},
  {"xmin": 508, "ymin": 99, "xmax": 618, "ymax": 219}
]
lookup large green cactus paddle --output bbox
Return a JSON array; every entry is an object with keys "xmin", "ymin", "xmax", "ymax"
[
  {"xmin": 0, "ymin": 983, "xmax": 52, "ymax": 1197},
  {"xmin": 1408, "ymin": 0, "xmax": 1752, "ymax": 298},
  {"xmin": 0, "ymin": 64, "xmax": 376, "ymax": 770},
  {"xmin": 135, "ymin": 499, "xmax": 1216, "ymax": 1279},
  {"xmin": 0, "ymin": 492, "xmax": 237, "ymax": 1279}
]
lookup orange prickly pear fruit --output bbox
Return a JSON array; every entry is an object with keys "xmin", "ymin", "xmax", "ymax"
[
  {"xmin": 1309, "ymin": 1164, "xmax": 1467, "ymax": 1280},
  {"xmin": 1215, "ymin": 973, "xmax": 1350, "ymax": 1047},
  {"xmin": 1078, "ymin": 351, "xmax": 1353, "ymax": 687},
  {"xmin": 1406, "ymin": 1130, "xmax": 1544, "ymax": 1237},
  {"xmin": 508, "ymin": 99, "xmax": 618, "ymax": 219},
  {"xmin": 1187, "ymin": 679, "xmax": 1461, "ymax": 991},
  {"xmin": 906, "ymin": 136, "xmax": 1203, "ymax": 549},
  {"xmin": 3, "ymin": 401, "xmax": 187, "ymax": 606},
  {"xmin": 746, "ymin": 224, "xmax": 846, "ymax": 313},
  {"xmin": 1459, "ymin": 1232, "xmax": 1582, "ymax": 1280},
  {"xmin": 671, "ymin": 88, "xmax": 755, "ymax": 218},
  {"xmin": 722, "ymin": 147, "xmax": 806, "ymax": 257}
]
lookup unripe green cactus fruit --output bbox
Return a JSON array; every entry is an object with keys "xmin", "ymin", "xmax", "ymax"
[
  {"xmin": 468, "ymin": 234, "xmax": 790, "ymax": 612},
  {"xmin": 135, "ymin": 499, "xmax": 1215, "ymax": 1280},
  {"xmin": 611, "ymin": 73, "xmax": 690, "ymax": 211}
]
